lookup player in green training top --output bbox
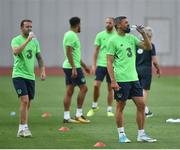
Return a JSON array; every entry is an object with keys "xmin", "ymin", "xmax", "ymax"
[
  {"xmin": 62, "ymin": 17, "xmax": 91, "ymax": 124},
  {"xmin": 11, "ymin": 19, "xmax": 46, "ymax": 138},
  {"xmin": 107, "ymin": 16, "xmax": 157, "ymax": 143},
  {"xmin": 87, "ymin": 17, "xmax": 115, "ymax": 117}
]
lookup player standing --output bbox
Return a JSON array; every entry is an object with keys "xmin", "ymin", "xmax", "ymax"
[
  {"xmin": 11, "ymin": 19, "xmax": 46, "ymax": 137},
  {"xmin": 107, "ymin": 16, "xmax": 157, "ymax": 143},
  {"xmin": 87, "ymin": 17, "xmax": 115, "ymax": 117},
  {"xmin": 136, "ymin": 26, "xmax": 161, "ymax": 117},
  {"xmin": 62, "ymin": 17, "xmax": 90, "ymax": 123}
]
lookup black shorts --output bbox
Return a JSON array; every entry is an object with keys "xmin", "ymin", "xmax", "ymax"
[
  {"xmin": 114, "ymin": 81, "xmax": 143, "ymax": 101},
  {"xmin": 63, "ymin": 68, "xmax": 86, "ymax": 86},
  {"xmin": 138, "ymin": 74, "xmax": 152, "ymax": 90},
  {"xmin": 12, "ymin": 77, "xmax": 35, "ymax": 100},
  {"xmin": 95, "ymin": 66, "xmax": 111, "ymax": 83}
]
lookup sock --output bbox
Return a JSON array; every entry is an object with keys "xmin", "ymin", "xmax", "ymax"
[
  {"xmin": 64, "ymin": 111, "xmax": 70, "ymax": 120},
  {"xmin": 117, "ymin": 127, "xmax": 125, "ymax": 136},
  {"xmin": 107, "ymin": 106, "xmax": 112, "ymax": 112},
  {"xmin": 24, "ymin": 124, "xmax": 28, "ymax": 130},
  {"xmin": 19, "ymin": 124, "xmax": 28, "ymax": 131},
  {"xmin": 138, "ymin": 129, "xmax": 145, "ymax": 136},
  {"xmin": 145, "ymin": 106, "xmax": 149, "ymax": 114},
  {"xmin": 92, "ymin": 102, "xmax": 98, "ymax": 108},
  {"xmin": 76, "ymin": 108, "xmax": 83, "ymax": 117}
]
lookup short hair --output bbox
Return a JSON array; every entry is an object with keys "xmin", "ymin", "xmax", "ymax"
[
  {"xmin": 20, "ymin": 19, "xmax": 32, "ymax": 28},
  {"xmin": 106, "ymin": 17, "xmax": 114, "ymax": 22},
  {"xmin": 114, "ymin": 16, "xmax": 127, "ymax": 29},
  {"xmin": 69, "ymin": 17, "xmax": 80, "ymax": 27},
  {"xmin": 145, "ymin": 26, "xmax": 153, "ymax": 37}
]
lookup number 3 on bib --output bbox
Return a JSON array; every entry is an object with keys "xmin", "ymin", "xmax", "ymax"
[{"xmin": 126, "ymin": 48, "xmax": 132, "ymax": 57}]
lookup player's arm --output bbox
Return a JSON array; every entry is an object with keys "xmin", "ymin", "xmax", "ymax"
[
  {"xmin": 80, "ymin": 60, "xmax": 91, "ymax": 74},
  {"xmin": 66, "ymin": 46, "xmax": 77, "ymax": 78},
  {"xmin": 12, "ymin": 34, "xmax": 33, "ymax": 55},
  {"xmin": 107, "ymin": 54, "xmax": 120, "ymax": 91},
  {"xmin": 152, "ymin": 56, "xmax": 161, "ymax": 78},
  {"xmin": 36, "ymin": 53, "xmax": 46, "ymax": 80},
  {"xmin": 136, "ymin": 26, "xmax": 152, "ymax": 50},
  {"xmin": 92, "ymin": 46, "xmax": 100, "ymax": 74}
]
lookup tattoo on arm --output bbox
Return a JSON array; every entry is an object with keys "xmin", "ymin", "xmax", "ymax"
[{"xmin": 36, "ymin": 53, "xmax": 45, "ymax": 69}]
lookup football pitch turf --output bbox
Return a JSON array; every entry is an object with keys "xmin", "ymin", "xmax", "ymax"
[{"xmin": 0, "ymin": 76, "xmax": 180, "ymax": 149}]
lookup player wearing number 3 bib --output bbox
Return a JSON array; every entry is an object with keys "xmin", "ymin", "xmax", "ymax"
[
  {"xmin": 107, "ymin": 16, "xmax": 157, "ymax": 143},
  {"xmin": 11, "ymin": 19, "xmax": 46, "ymax": 138}
]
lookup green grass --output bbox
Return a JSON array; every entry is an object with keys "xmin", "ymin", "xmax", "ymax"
[{"xmin": 0, "ymin": 75, "xmax": 180, "ymax": 149}]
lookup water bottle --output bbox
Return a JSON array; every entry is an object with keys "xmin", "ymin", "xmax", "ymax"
[
  {"xmin": 29, "ymin": 31, "xmax": 36, "ymax": 40},
  {"xmin": 131, "ymin": 25, "xmax": 144, "ymax": 31},
  {"xmin": 131, "ymin": 25, "xmax": 137, "ymax": 31}
]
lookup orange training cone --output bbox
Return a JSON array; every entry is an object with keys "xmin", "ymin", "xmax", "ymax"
[
  {"xmin": 58, "ymin": 126, "xmax": 70, "ymax": 132},
  {"xmin": 41, "ymin": 112, "xmax": 51, "ymax": 118},
  {"xmin": 94, "ymin": 141, "xmax": 106, "ymax": 147}
]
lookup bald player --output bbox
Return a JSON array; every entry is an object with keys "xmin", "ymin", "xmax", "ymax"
[{"xmin": 87, "ymin": 17, "xmax": 116, "ymax": 117}]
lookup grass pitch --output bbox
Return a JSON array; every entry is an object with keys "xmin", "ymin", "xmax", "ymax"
[{"xmin": 0, "ymin": 76, "xmax": 180, "ymax": 149}]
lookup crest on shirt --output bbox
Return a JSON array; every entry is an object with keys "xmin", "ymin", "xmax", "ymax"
[{"xmin": 137, "ymin": 49, "xmax": 143, "ymax": 54}]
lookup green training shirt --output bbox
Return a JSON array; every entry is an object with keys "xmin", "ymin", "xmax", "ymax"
[
  {"xmin": 63, "ymin": 30, "xmax": 81, "ymax": 68},
  {"xmin": 11, "ymin": 35, "xmax": 40, "ymax": 80},
  {"xmin": 107, "ymin": 33, "xmax": 140, "ymax": 82},
  {"xmin": 94, "ymin": 30, "xmax": 115, "ymax": 67}
]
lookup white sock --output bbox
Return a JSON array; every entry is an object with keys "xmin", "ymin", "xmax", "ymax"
[
  {"xmin": 138, "ymin": 129, "xmax": 145, "ymax": 136},
  {"xmin": 76, "ymin": 108, "xmax": 83, "ymax": 117},
  {"xmin": 64, "ymin": 111, "xmax": 70, "ymax": 120},
  {"xmin": 19, "ymin": 124, "xmax": 28, "ymax": 131},
  {"xmin": 145, "ymin": 106, "xmax": 149, "ymax": 114},
  {"xmin": 117, "ymin": 127, "xmax": 125, "ymax": 136},
  {"xmin": 24, "ymin": 124, "xmax": 28, "ymax": 129},
  {"xmin": 107, "ymin": 106, "xmax": 112, "ymax": 112},
  {"xmin": 92, "ymin": 102, "xmax": 98, "ymax": 108}
]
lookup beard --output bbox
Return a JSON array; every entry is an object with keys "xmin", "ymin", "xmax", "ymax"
[
  {"xmin": 124, "ymin": 25, "xmax": 130, "ymax": 33},
  {"xmin": 24, "ymin": 31, "xmax": 30, "ymax": 37},
  {"xmin": 77, "ymin": 27, "xmax": 81, "ymax": 33},
  {"xmin": 24, "ymin": 30, "xmax": 31, "ymax": 37},
  {"xmin": 106, "ymin": 26, "xmax": 113, "ymax": 32}
]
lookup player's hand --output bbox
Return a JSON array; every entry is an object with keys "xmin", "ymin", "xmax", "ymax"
[
  {"xmin": 156, "ymin": 69, "xmax": 161, "ymax": 78},
  {"xmin": 71, "ymin": 67, "xmax": 77, "ymax": 78},
  {"xmin": 84, "ymin": 66, "xmax": 91, "ymax": 74},
  {"xmin": 91, "ymin": 65, "xmax": 96, "ymax": 75},
  {"xmin": 136, "ymin": 25, "xmax": 145, "ymax": 34},
  {"xmin": 111, "ymin": 80, "xmax": 120, "ymax": 91},
  {"xmin": 27, "ymin": 32, "xmax": 35, "ymax": 41},
  {"xmin": 40, "ymin": 70, "xmax": 46, "ymax": 81}
]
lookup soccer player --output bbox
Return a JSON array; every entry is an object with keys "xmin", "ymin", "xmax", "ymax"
[
  {"xmin": 11, "ymin": 19, "xmax": 46, "ymax": 137},
  {"xmin": 136, "ymin": 26, "xmax": 161, "ymax": 118},
  {"xmin": 107, "ymin": 16, "xmax": 157, "ymax": 143},
  {"xmin": 87, "ymin": 17, "xmax": 115, "ymax": 117},
  {"xmin": 62, "ymin": 17, "xmax": 90, "ymax": 123}
]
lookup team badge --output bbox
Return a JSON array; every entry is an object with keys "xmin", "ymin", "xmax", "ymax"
[
  {"xmin": 117, "ymin": 93, "xmax": 122, "ymax": 98},
  {"xmin": 81, "ymin": 78, "xmax": 85, "ymax": 83},
  {"xmin": 137, "ymin": 49, "xmax": 143, "ymax": 54},
  {"xmin": 17, "ymin": 89, "xmax": 22, "ymax": 95}
]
